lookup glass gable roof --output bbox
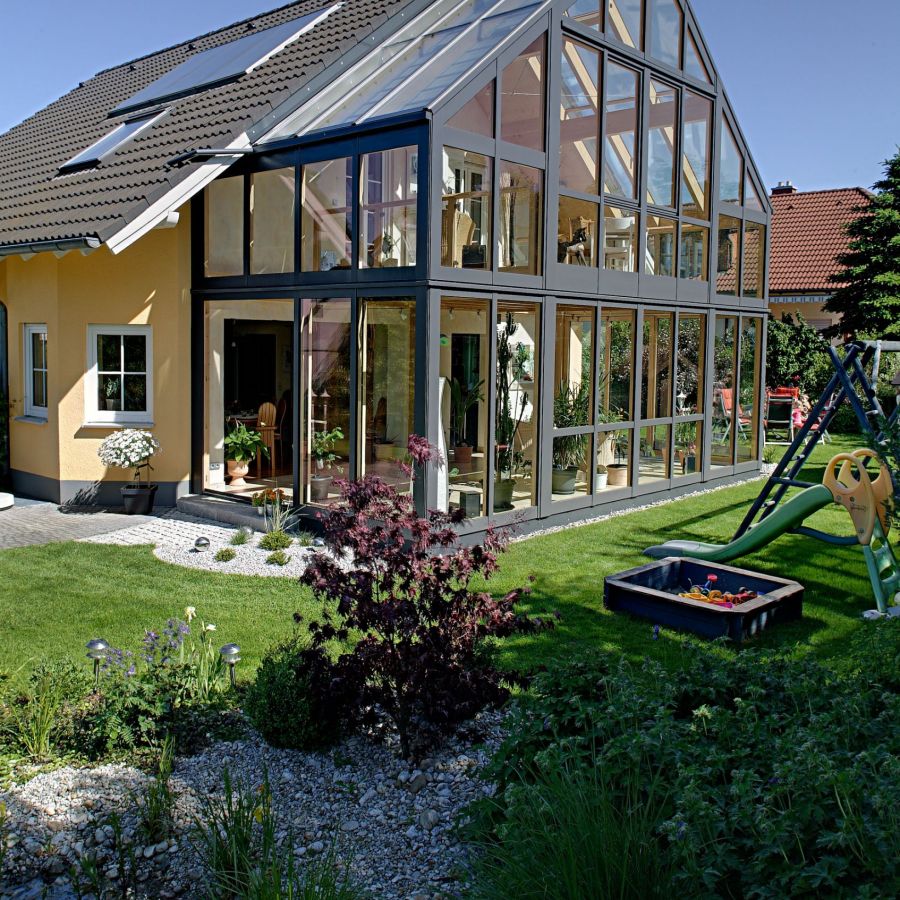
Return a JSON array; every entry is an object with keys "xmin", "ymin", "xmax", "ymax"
[
  {"xmin": 112, "ymin": 5, "xmax": 338, "ymax": 117},
  {"xmin": 263, "ymin": 0, "xmax": 548, "ymax": 141}
]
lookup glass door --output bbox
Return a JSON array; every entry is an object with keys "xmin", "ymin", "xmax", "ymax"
[{"xmin": 203, "ymin": 298, "xmax": 295, "ymax": 501}]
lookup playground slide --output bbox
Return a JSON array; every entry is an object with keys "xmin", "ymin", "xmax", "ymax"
[{"xmin": 644, "ymin": 483, "xmax": 834, "ymax": 562}]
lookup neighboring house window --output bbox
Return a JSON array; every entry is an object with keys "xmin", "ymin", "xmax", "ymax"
[
  {"xmin": 86, "ymin": 325, "xmax": 153, "ymax": 424},
  {"xmin": 23, "ymin": 324, "xmax": 48, "ymax": 418}
]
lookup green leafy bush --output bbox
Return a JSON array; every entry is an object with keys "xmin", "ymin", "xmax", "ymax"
[
  {"xmin": 135, "ymin": 734, "xmax": 175, "ymax": 843},
  {"xmin": 266, "ymin": 550, "xmax": 290, "ymax": 566},
  {"xmin": 215, "ymin": 548, "xmax": 236, "ymax": 563},
  {"xmin": 259, "ymin": 531, "xmax": 292, "ymax": 551},
  {"xmin": 244, "ymin": 636, "xmax": 344, "ymax": 750},
  {"xmin": 230, "ymin": 527, "xmax": 252, "ymax": 546},
  {"xmin": 296, "ymin": 531, "xmax": 315, "ymax": 548},
  {"xmin": 471, "ymin": 623, "xmax": 900, "ymax": 898}
]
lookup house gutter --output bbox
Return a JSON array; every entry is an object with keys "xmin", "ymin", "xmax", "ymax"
[{"xmin": 0, "ymin": 236, "xmax": 102, "ymax": 259}]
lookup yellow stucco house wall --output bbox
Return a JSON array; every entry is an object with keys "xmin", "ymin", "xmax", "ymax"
[{"xmin": 0, "ymin": 207, "xmax": 192, "ymax": 504}]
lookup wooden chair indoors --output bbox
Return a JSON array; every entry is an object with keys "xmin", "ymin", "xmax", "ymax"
[
  {"xmin": 256, "ymin": 401, "xmax": 278, "ymax": 475},
  {"xmin": 441, "ymin": 206, "xmax": 476, "ymax": 267}
]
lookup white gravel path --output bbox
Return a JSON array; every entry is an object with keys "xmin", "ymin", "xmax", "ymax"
[{"xmin": 80, "ymin": 510, "xmax": 318, "ymax": 578}]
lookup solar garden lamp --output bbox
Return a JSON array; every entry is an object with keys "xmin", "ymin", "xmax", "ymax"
[
  {"xmin": 85, "ymin": 638, "xmax": 109, "ymax": 689},
  {"xmin": 219, "ymin": 643, "xmax": 241, "ymax": 687}
]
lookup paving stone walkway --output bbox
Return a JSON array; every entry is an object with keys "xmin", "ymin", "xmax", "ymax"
[{"xmin": 0, "ymin": 499, "xmax": 170, "ymax": 550}]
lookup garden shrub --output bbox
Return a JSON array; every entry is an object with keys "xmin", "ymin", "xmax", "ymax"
[
  {"xmin": 266, "ymin": 549, "xmax": 290, "ymax": 566},
  {"xmin": 259, "ymin": 531, "xmax": 292, "ymax": 551},
  {"xmin": 230, "ymin": 527, "xmax": 252, "ymax": 546},
  {"xmin": 300, "ymin": 436, "xmax": 550, "ymax": 758},
  {"xmin": 243, "ymin": 636, "xmax": 345, "ymax": 750},
  {"xmin": 470, "ymin": 623, "xmax": 900, "ymax": 898},
  {"xmin": 214, "ymin": 548, "xmax": 236, "ymax": 563}
]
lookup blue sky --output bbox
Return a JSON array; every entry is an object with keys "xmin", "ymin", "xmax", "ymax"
[{"xmin": 1, "ymin": 1, "xmax": 898, "ymax": 193}]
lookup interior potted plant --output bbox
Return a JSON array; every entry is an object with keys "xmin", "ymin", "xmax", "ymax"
[
  {"xmin": 103, "ymin": 379, "xmax": 119, "ymax": 411},
  {"xmin": 224, "ymin": 423, "xmax": 268, "ymax": 486},
  {"xmin": 450, "ymin": 376, "xmax": 484, "ymax": 465},
  {"xmin": 674, "ymin": 421, "xmax": 698, "ymax": 474},
  {"xmin": 494, "ymin": 313, "xmax": 528, "ymax": 511},
  {"xmin": 552, "ymin": 380, "xmax": 590, "ymax": 495},
  {"xmin": 97, "ymin": 429, "xmax": 160, "ymax": 515},
  {"xmin": 310, "ymin": 427, "xmax": 344, "ymax": 501},
  {"xmin": 252, "ymin": 490, "xmax": 266, "ymax": 515},
  {"xmin": 607, "ymin": 431, "xmax": 629, "ymax": 486}
]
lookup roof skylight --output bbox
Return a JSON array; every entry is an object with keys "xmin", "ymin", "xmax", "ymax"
[
  {"xmin": 59, "ymin": 110, "xmax": 166, "ymax": 174},
  {"xmin": 262, "ymin": 0, "xmax": 548, "ymax": 141},
  {"xmin": 111, "ymin": 4, "xmax": 340, "ymax": 117}
]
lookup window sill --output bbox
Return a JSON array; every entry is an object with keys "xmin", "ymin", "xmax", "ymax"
[
  {"xmin": 80, "ymin": 421, "xmax": 155, "ymax": 430},
  {"xmin": 14, "ymin": 415, "xmax": 48, "ymax": 425}
]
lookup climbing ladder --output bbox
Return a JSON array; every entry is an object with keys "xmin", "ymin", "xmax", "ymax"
[{"xmin": 734, "ymin": 340, "xmax": 900, "ymax": 543}]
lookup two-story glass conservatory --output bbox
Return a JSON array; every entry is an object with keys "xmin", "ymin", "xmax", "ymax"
[{"xmin": 193, "ymin": 0, "xmax": 770, "ymax": 534}]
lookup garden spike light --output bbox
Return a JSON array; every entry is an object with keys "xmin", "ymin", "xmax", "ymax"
[
  {"xmin": 85, "ymin": 638, "xmax": 109, "ymax": 689},
  {"xmin": 219, "ymin": 643, "xmax": 241, "ymax": 687}
]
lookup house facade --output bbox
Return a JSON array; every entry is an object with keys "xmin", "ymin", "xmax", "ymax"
[
  {"xmin": 768, "ymin": 182, "xmax": 871, "ymax": 336},
  {"xmin": 0, "ymin": 0, "xmax": 770, "ymax": 533}
]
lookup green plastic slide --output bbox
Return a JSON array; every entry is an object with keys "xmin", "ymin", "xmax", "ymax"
[{"xmin": 644, "ymin": 483, "xmax": 835, "ymax": 562}]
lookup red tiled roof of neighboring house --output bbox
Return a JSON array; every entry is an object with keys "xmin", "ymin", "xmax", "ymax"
[{"xmin": 769, "ymin": 187, "xmax": 872, "ymax": 293}]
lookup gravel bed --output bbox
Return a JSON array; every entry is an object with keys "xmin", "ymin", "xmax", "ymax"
[{"xmin": 0, "ymin": 714, "xmax": 504, "ymax": 899}]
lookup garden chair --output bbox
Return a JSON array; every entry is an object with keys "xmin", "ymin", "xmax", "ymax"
[
  {"xmin": 256, "ymin": 401, "xmax": 278, "ymax": 475},
  {"xmin": 764, "ymin": 393, "xmax": 795, "ymax": 445},
  {"xmin": 718, "ymin": 388, "xmax": 751, "ymax": 443}
]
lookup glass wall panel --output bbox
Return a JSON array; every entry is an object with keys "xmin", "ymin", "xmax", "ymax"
[
  {"xmin": 681, "ymin": 92, "xmax": 711, "ymax": 219},
  {"xmin": 560, "ymin": 39, "xmax": 600, "ymax": 195},
  {"xmin": 716, "ymin": 214, "xmax": 741, "ymax": 295},
  {"xmin": 301, "ymin": 299, "xmax": 352, "ymax": 506},
  {"xmin": 737, "ymin": 318, "xmax": 761, "ymax": 462},
  {"xmin": 447, "ymin": 81, "xmax": 494, "ymax": 138},
  {"xmin": 204, "ymin": 176, "xmax": 244, "ymax": 277},
  {"xmin": 645, "ymin": 215, "xmax": 677, "ymax": 277},
  {"xmin": 599, "ymin": 307, "xmax": 635, "ymax": 421},
  {"xmin": 359, "ymin": 298, "xmax": 416, "ymax": 494},
  {"xmin": 360, "ymin": 146, "xmax": 418, "ymax": 269},
  {"xmin": 676, "ymin": 313, "xmax": 705, "ymax": 414},
  {"xmin": 552, "ymin": 435, "xmax": 591, "ymax": 499},
  {"xmin": 554, "ymin": 305, "xmax": 594, "ymax": 428},
  {"xmin": 495, "ymin": 301, "xmax": 540, "ymax": 512},
  {"xmin": 745, "ymin": 179, "xmax": 764, "ymax": 212},
  {"xmin": 603, "ymin": 62, "xmax": 639, "ymax": 199},
  {"xmin": 673, "ymin": 421, "xmax": 701, "ymax": 476},
  {"xmin": 607, "ymin": 0, "xmax": 642, "ymax": 49},
  {"xmin": 204, "ymin": 299, "xmax": 294, "ymax": 498},
  {"xmin": 639, "ymin": 424, "xmax": 670, "ymax": 484},
  {"xmin": 719, "ymin": 120, "xmax": 743, "ymax": 205},
  {"xmin": 558, "ymin": 196, "xmax": 598, "ymax": 267},
  {"xmin": 499, "ymin": 162, "xmax": 543, "ymax": 275},
  {"xmin": 565, "ymin": 0, "xmax": 602, "ymax": 29},
  {"xmin": 440, "ymin": 297, "xmax": 490, "ymax": 518},
  {"xmin": 641, "ymin": 310, "xmax": 673, "ymax": 419},
  {"xmin": 500, "ymin": 35, "xmax": 546, "ymax": 151},
  {"xmin": 441, "ymin": 147, "xmax": 492, "ymax": 270},
  {"xmin": 250, "ymin": 168, "xmax": 295, "ymax": 275},
  {"xmin": 301, "ymin": 157, "xmax": 352, "ymax": 272},
  {"xmin": 647, "ymin": 80, "xmax": 677, "ymax": 208},
  {"xmin": 743, "ymin": 221, "xmax": 766, "ymax": 298},
  {"xmin": 711, "ymin": 314, "xmax": 737, "ymax": 467},
  {"xmin": 680, "ymin": 223, "xmax": 708, "ymax": 281},
  {"xmin": 603, "ymin": 206, "xmax": 638, "ymax": 271},
  {"xmin": 598, "ymin": 428, "xmax": 631, "ymax": 491},
  {"xmin": 684, "ymin": 30, "xmax": 710, "ymax": 83},
  {"xmin": 649, "ymin": 0, "xmax": 682, "ymax": 69}
]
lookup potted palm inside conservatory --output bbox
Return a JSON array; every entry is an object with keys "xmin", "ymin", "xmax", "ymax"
[
  {"xmin": 552, "ymin": 380, "xmax": 590, "ymax": 494},
  {"xmin": 224, "ymin": 423, "xmax": 269, "ymax": 486}
]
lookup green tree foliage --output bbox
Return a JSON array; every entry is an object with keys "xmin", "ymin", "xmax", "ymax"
[
  {"xmin": 826, "ymin": 152, "xmax": 900, "ymax": 338},
  {"xmin": 765, "ymin": 312, "xmax": 833, "ymax": 398}
]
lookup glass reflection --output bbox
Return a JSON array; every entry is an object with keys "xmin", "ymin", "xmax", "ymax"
[
  {"xmin": 301, "ymin": 158, "xmax": 352, "ymax": 272},
  {"xmin": 599, "ymin": 308, "xmax": 634, "ymax": 421},
  {"xmin": 645, "ymin": 215, "xmax": 677, "ymax": 277},
  {"xmin": 250, "ymin": 168, "xmax": 295, "ymax": 275},
  {"xmin": 676, "ymin": 313, "xmax": 705, "ymax": 414},
  {"xmin": 639, "ymin": 424, "xmax": 670, "ymax": 484},
  {"xmin": 205, "ymin": 176, "xmax": 243, "ymax": 277},
  {"xmin": 737, "ymin": 318, "xmax": 761, "ymax": 462},
  {"xmin": 608, "ymin": 0, "xmax": 642, "ymax": 49},
  {"xmin": 603, "ymin": 207, "xmax": 638, "ymax": 272},
  {"xmin": 716, "ymin": 215, "xmax": 741, "ymax": 295},
  {"xmin": 719, "ymin": 120, "xmax": 743, "ymax": 205},
  {"xmin": 647, "ymin": 80, "xmax": 677, "ymax": 208},
  {"xmin": 499, "ymin": 162, "xmax": 543, "ymax": 275},
  {"xmin": 447, "ymin": 81, "xmax": 494, "ymax": 138},
  {"xmin": 558, "ymin": 196, "xmax": 598, "ymax": 267},
  {"xmin": 360, "ymin": 146, "xmax": 418, "ymax": 269},
  {"xmin": 441, "ymin": 147, "xmax": 492, "ymax": 270},
  {"xmin": 603, "ymin": 62, "xmax": 639, "ymax": 199},
  {"xmin": 681, "ymin": 92, "xmax": 711, "ymax": 219},
  {"xmin": 680, "ymin": 224, "xmax": 709, "ymax": 281},
  {"xmin": 711, "ymin": 315, "xmax": 737, "ymax": 467},
  {"xmin": 743, "ymin": 222, "xmax": 766, "ymax": 298},
  {"xmin": 560, "ymin": 39, "xmax": 600, "ymax": 195},
  {"xmin": 500, "ymin": 35, "xmax": 545, "ymax": 151},
  {"xmin": 649, "ymin": 0, "xmax": 682, "ymax": 68},
  {"xmin": 641, "ymin": 311, "xmax": 673, "ymax": 419},
  {"xmin": 673, "ymin": 421, "xmax": 701, "ymax": 477}
]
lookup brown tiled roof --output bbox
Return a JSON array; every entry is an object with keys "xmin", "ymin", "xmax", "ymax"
[
  {"xmin": 769, "ymin": 187, "xmax": 871, "ymax": 293},
  {"xmin": 0, "ymin": 0, "xmax": 413, "ymax": 250}
]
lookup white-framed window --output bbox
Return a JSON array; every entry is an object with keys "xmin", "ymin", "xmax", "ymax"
[
  {"xmin": 85, "ymin": 325, "xmax": 153, "ymax": 424},
  {"xmin": 23, "ymin": 324, "xmax": 48, "ymax": 418}
]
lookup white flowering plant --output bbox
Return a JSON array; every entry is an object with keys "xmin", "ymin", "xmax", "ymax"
[{"xmin": 97, "ymin": 429, "xmax": 160, "ymax": 485}]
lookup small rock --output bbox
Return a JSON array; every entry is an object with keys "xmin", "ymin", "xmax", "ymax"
[
  {"xmin": 142, "ymin": 844, "xmax": 155, "ymax": 859},
  {"xmin": 408, "ymin": 773, "xmax": 428, "ymax": 794},
  {"xmin": 418, "ymin": 809, "xmax": 441, "ymax": 830},
  {"xmin": 341, "ymin": 819, "xmax": 359, "ymax": 832},
  {"xmin": 309, "ymin": 841, "xmax": 325, "ymax": 853}
]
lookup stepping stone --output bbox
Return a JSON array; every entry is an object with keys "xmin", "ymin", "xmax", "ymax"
[{"xmin": 0, "ymin": 493, "xmax": 13, "ymax": 511}]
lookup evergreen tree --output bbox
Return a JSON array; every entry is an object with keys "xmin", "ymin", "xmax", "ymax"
[{"xmin": 825, "ymin": 151, "xmax": 900, "ymax": 338}]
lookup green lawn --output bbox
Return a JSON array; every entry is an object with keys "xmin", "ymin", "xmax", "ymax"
[{"xmin": 0, "ymin": 435, "xmax": 878, "ymax": 680}]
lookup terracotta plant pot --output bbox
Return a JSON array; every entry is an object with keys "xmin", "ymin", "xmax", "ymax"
[
  {"xmin": 607, "ymin": 464, "xmax": 628, "ymax": 487},
  {"xmin": 121, "ymin": 484, "xmax": 157, "ymax": 515},
  {"xmin": 453, "ymin": 445, "xmax": 473, "ymax": 465},
  {"xmin": 227, "ymin": 459, "xmax": 249, "ymax": 486}
]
